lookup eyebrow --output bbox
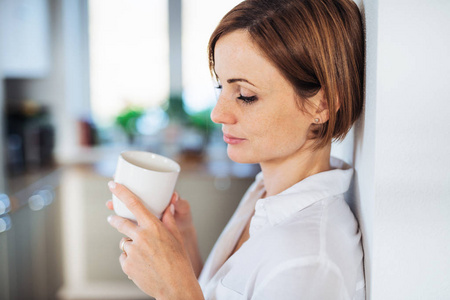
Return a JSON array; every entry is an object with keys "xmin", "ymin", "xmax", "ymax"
[{"xmin": 227, "ymin": 78, "xmax": 256, "ymax": 87}]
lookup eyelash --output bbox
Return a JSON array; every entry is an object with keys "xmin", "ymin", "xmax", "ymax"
[
  {"xmin": 215, "ymin": 84, "xmax": 258, "ymax": 105},
  {"xmin": 237, "ymin": 95, "xmax": 257, "ymax": 104}
]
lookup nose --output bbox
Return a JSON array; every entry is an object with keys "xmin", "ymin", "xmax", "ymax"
[{"xmin": 210, "ymin": 94, "xmax": 236, "ymax": 125}]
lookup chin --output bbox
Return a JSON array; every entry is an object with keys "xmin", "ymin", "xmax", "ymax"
[{"xmin": 227, "ymin": 147, "xmax": 259, "ymax": 164}]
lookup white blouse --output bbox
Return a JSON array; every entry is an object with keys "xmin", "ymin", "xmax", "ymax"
[{"xmin": 198, "ymin": 157, "xmax": 365, "ymax": 300}]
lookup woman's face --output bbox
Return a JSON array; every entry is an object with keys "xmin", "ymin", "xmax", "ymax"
[{"xmin": 211, "ymin": 30, "xmax": 320, "ymax": 165}]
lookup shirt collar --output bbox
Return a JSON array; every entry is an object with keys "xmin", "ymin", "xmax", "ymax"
[{"xmin": 252, "ymin": 157, "xmax": 353, "ymax": 229}]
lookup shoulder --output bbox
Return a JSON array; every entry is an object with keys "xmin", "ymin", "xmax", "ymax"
[
  {"xmin": 247, "ymin": 195, "xmax": 363, "ymax": 280},
  {"xmin": 245, "ymin": 198, "xmax": 364, "ymax": 298},
  {"xmin": 255, "ymin": 195, "xmax": 359, "ymax": 256},
  {"xmin": 221, "ymin": 196, "xmax": 364, "ymax": 299}
]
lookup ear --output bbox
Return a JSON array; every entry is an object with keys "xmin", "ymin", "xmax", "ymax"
[{"xmin": 311, "ymin": 89, "xmax": 339, "ymax": 124}]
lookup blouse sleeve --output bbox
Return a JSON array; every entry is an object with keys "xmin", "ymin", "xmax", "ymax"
[{"xmin": 251, "ymin": 259, "xmax": 349, "ymax": 300}]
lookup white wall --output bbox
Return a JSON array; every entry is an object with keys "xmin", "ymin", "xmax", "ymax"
[{"xmin": 353, "ymin": 0, "xmax": 450, "ymax": 298}]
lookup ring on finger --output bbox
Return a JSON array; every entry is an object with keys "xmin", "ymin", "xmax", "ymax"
[{"xmin": 120, "ymin": 237, "xmax": 132, "ymax": 254}]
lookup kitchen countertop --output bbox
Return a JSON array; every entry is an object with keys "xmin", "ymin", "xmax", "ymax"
[{"xmin": 7, "ymin": 166, "xmax": 63, "ymax": 212}]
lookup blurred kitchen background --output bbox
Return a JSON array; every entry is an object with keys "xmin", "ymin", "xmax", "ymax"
[{"xmin": 0, "ymin": 0, "xmax": 264, "ymax": 299}]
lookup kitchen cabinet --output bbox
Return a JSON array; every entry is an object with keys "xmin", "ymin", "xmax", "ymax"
[
  {"xmin": 0, "ymin": 170, "xmax": 63, "ymax": 300},
  {"xmin": 0, "ymin": 0, "xmax": 51, "ymax": 78},
  {"xmin": 0, "ymin": 228, "xmax": 11, "ymax": 300},
  {"xmin": 7, "ymin": 196, "xmax": 62, "ymax": 300},
  {"xmin": 0, "ymin": 180, "xmax": 11, "ymax": 299}
]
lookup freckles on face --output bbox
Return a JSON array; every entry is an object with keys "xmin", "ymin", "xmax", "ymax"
[
  {"xmin": 212, "ymin": 30, "xmax": 313, "ymax": 164},
  {"xmin": 248, "ymin": 95, "xmax": 311, "ymax": 160}
]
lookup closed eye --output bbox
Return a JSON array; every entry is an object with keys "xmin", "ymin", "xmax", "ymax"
[
  {"xmin": 214, "ymin": 83, "xmax": 257, "ymax": 104},
  {"xmin": 237, "ymin": 94, "xmax": 257, "ymax": 104}
]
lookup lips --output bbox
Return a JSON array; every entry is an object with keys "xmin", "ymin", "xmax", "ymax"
[{"xmin": 223, "ymin": 133, "xmax": 246, "ymax": 145}]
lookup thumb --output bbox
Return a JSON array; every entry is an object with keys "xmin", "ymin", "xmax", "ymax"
[{"xmin": 162, "ymin": 204, "xmax": 183, "ymax": 243}]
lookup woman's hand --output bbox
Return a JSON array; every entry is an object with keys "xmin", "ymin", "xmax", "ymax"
[
  {"xmin": 106, "ymin": 190, "xmax": 204, "ymax": 277},
  {"xmin": 106, "ymin": 192, "xmax": 192, "ymax": 232},
  {"xmin": 169, "ymin": 193, "xmax": 204, "ymax": 277},
  {"xmin": 107, "ymin": 181, "xmax": 204, "ymax": 300},
  {"xmin": 169, "ymin": 192, "xmax": 194, "ymax": 234}
]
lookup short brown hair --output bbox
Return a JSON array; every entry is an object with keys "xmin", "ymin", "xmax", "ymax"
[{"xmin": 208, "ymin": 0, "xmax": 364, "ymax": 148}]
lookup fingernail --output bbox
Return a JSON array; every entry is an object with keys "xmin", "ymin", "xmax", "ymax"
[
  {"xmin": 175, "ymin": 192, "xmax": 179, "ymax": 202},
  {"xmin": 108, "ymin": 181, "xmax": 116, "ymax": 190},
  {"xmin": 170, "ymin": 204, "xmax": 175, "ymax": 215},
  {"xmin": 107, "ymin": 215, "xmax": 113, "ymax": 223}
]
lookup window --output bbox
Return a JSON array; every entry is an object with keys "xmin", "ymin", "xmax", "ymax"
[
  {"xmin": 182, "ymin": 0, "xmax": 242, "ymax": 113},
  {"xmin": 89, "ymin": 0, "xmax": 242, "ymax": 126},
  {"xmin": 88, "ymin": 0, "xmax": 169, "ymax": 125}
]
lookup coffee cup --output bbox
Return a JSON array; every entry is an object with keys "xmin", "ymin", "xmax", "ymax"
[{"xmin": 112, "ymin": 150, "xmax": 180, "ymax": 220}]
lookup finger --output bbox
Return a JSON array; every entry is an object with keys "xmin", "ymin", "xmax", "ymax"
[
  {"xmin": 108, "ymin": 215, "xmax": 139, "ymax": 239},
  {"xmin": 120, "ymin": 252, "xmax": 127, "ymax": 262},
  {"xmin": 106, "ymin": 199, "xmax": 114, "ymax": 210},
  {"xmin": 119, "ymin": 252, "xmax": 128, "ymax": 273},
  {"xmin": 119, "ymin": 237, "xmax": 133, "ymax": 253},
  {"xmin": 108, "ymin": 181, "xmax": 158, "ymax": 225},
  {"xmin": 162, "ymin": 204, "xmax": 183, "ymax": 244},
  {"xmin": 174, "ymin": 197, "xmax": 191, "ymax": 215},
  {"xmin": 170, "ymin": 193, "xmax": 192, "ymax": 218},
  {"xmin": 119, "ymin": 253, "xmax": 134, "ymax": 280},
  {"xmin": 169, "ymin": 192, "xmax": 179, "ymax": 205}
]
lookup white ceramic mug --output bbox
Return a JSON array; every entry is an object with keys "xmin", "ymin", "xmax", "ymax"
[{"xmin": 112, "ymin": 150, "xmax": 180, "ymax": 220}]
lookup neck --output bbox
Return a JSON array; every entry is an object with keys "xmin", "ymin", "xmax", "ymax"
[{"xmin": 260, "ymin": 143, "xmax": 332, "ymax": 197}]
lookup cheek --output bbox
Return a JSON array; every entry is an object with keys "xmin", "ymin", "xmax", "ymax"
[{"xmin": 259, "ymin": 112, "xmax": 310, "ymax": 148}]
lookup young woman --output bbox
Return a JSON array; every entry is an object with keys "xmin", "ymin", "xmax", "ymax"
[{"xmin": 107, "ymin": 0, "xmax": 365, "ymax": 299}]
